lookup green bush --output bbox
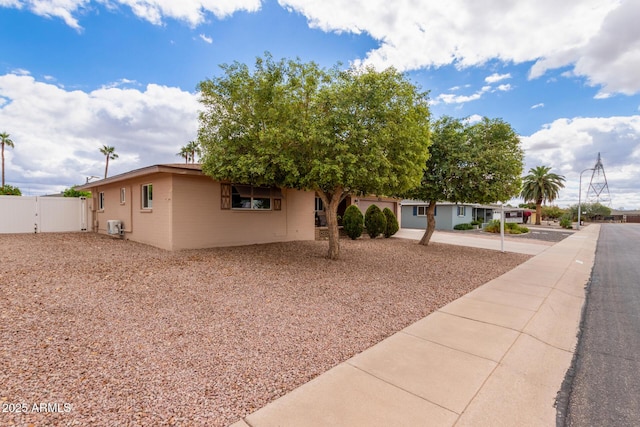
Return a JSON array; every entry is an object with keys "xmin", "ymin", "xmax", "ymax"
[
  {"xmin": 383, "ymin": 207, "xmax": 399, "ymax": 238},
  {"xmin": 484, "ymin": 220, "xmax": 529, "ymax": 234},
  {"xmin": 0, "ymin": 185, "xmax": 22, "ymax": 196},
  {"xmin": 471, "ymin": 219, "xmax": 483, "ymax": 226},
  {"xmin": 559, "ymin": 215, "xmax": 573, "ymax": 229},
  {"xmin": 453, "ymin": 223, "xmax": 474, "ymax": 230},
  {"xmin": 342, "ymin": 205, "xmax": 364, "ymax": 240},
  {"xmin": 364, "ymin": 204, "xmax": 386, "ymax": 239},
  {"xmin": 484, "ymin": 219, "xmax": 500, "ymax": 233},
  {"xmin": 63, "ymin": 186, "xmax": 92, "ymax": 198}
]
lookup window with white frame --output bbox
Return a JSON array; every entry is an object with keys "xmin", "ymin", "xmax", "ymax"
[
  {"xmin": 142, "ymin": 184, "xmax": 153, "ymax": 209},
  {"xmin": 315, "ymin": 197, "xmax": 324, "ymax": 212},
  {"xmin": 416, "ymin": 205, "xmax": 436, "ymax": 216},
  {"xmin": 457, "ymin": 205, "xmax": 466, "ymax": 216},
  {"xmin": 120, "ymin": 188, "xmax": 126, "ymax": 204},
  {"xmin": 98, "ymin": 192, "xmax": 104, "ymax": 210}
]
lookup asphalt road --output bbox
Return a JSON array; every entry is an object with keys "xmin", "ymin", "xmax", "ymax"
[{"xmin": 561, "ymin": 224, "xmax": 640, "ymax": 426}]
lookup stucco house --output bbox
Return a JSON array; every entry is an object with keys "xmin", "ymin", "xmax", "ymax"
[
  {"xmin": 77, "ymin": 164, "xmax": 315, "ymax": 250},
  {"xmin": 400, "ymin": 200, "xmax": 495, "ymax": 230}
]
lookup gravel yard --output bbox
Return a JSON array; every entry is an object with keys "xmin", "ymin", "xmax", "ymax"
[{"xmin": 1, "ymin": 233, "xmax": 530, "ymax": 426}]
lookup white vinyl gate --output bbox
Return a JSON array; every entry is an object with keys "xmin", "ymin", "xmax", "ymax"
[{"xmin": 0, "ymin": 195, "xmax": 88, "ymax": 233}]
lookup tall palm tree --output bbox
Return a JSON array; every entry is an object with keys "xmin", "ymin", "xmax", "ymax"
[
  {"xmin": 177, "ymin": 146, "xmax": 191, "ymax": 164},
  {"xmin": 1, "ymin": 132, "xmax": 14, "ymax": 187},
  {"xmin": 185, "ymin": 140, "xmax": 201, "ymax": 164},
  {"xmin": 520, "ymin": 166, "xmax": 566, "ymax": 225},
  {"xmin": 100, "ymin": 145, "xmax": 118, "ymax": 179}
]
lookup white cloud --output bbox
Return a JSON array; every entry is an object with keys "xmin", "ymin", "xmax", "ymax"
[
  {"xmin": 531, "ymin": 103, "xmax": 544, "ymax": 109},
  {"xmin": 465, "ymin": 114, "xmax": 482, "ymax": 124},
  {"xmin": 2, "ymin": 0, "xmax": 262, "ymax": 28},
  {"xmin": 11, "ymin": 68, "xmax": 31, "ymax": 75},
  {"xmin": 280, "ymin": 0, "xmax": 639, "ymax": 96},
  {"xmin": 101, "ymin": 78, "xmax": 139, "ymax": 89},
  {"xmin": 521, "ymin": 115, "xmax": 640, "ymax": 208},
  {"xmin": 485, "ymin": 73, "xmax": 511, "ymax": 84},
  {"xmin": 199, "ymin": 33, "xmax": 213, "ymax": 44},
  {"xmin": 0, "ymin": 73, "xmax": 200, "ymax": 194},
  {"xmin": 433, "ymin": 82, "xmax": 510, "ymax": 105}
]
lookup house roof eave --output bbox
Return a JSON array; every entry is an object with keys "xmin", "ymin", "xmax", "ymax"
[{"xmin": 77, "ymin": 164, "xmax": 205, "ymax": 190}]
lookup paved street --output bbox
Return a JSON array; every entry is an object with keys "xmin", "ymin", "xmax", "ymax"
[{"xmin": 562, "ymin": 224, "xmax": 640, "ymax": 426}]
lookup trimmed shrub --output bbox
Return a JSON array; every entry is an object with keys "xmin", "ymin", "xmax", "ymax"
[
  {"xmin": 383, "ymin": 207, "xmax": 399, "ymax": 238},
  {"xmin": 484, "ymin": 220, "xmax": 529, "ymax": 234},
  {"xmin": 559, "ymin": 215, "xmax": 573, "ymax": 229},
  {"xmin": 364, "ymin": 204, "xmax": 386, "ymax": 239},
  {"xmin": 342, "ymin": 205, "xmax": 364, "ymax": 240},
  {"xmin": 453, "ymin": 223, "xmax": 474, "ymax": 230}
]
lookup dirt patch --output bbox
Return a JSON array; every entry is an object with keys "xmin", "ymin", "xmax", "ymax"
[{"xmin": 1, "ymin": 233, "xmax": 531, "ymax": 426}]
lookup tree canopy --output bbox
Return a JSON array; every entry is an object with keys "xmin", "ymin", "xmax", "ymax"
[
  {"xmin": 520, "ymin": 165, "xmax": 565, "ymax": 225},
  {"xmin": 198, "ymin": 54, "xmax": 431, "ymax": 259},
  {"xmin": 63, "ymin": 186, "xmax": 92, "ymax": 198},
  {"xmin": 406, "ymin": 116, "xmax": 524, "ymax": 245},
  {"xmin": 0, "ymin": 184, "xmax": 21, "ymax": 196}
]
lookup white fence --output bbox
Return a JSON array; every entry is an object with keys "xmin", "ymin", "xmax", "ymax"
[{"xmin": 0, "ymin": 195, "xmax": 88, "ymax": 234}]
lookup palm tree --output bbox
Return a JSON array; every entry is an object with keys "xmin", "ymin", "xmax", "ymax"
[
  {"xmin": 1, "ymin": 132, "xmax": 14, "ymax": 188},
  {"xmin": 185, "ymin": 140, "xmax": 201, "ymax": 164},
  {"xmin": 177, "ymin": 146, "xmax": 191, "ymax": 164},
  {"xmin": 100, "ymin": 145, "xmax": 118, "ymax": 179},
  {"xmin": 520, "ymin": 166, "xmax": 566, "ymax": 225}
]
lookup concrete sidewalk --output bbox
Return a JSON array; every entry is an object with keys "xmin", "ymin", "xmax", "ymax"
[
  {"xmin": 231, "ymin": 225, "xmax": 599, "ymax": 427},
  {"xmin": 393, "ymin": 228, "xmax": 553, "ymax": 255}
]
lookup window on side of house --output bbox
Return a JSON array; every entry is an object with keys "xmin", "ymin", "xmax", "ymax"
[
  {"xmin": 415, "ymin": 206, "xmax": 437, "ymax": 216},
  {"xmin": 142, "ymin": 184, "xmax": 153, "ymax": 209},
  {"xmin": 120, "ymin": 188, "xmax": 126, "ymax": 204},
  {"xmin": 231, "ymin": 184, "xmax": 276, "ymax": 210},
  {"xmin": 315, "ymin": 197, "xmax": 324, "ymax": 212},
  {"xmin": 98, "ymin": 192, "xmax": 104, "ymax": 210},
  {"xmin": 457, "ymin": 205, "xmax": 466, "ymax": 216}
]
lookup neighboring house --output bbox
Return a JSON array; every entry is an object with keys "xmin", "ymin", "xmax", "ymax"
[
  {"xmin": 607, "ymin": 209, "xmax": 640, "ymax": 223},
  {"xmin": 400, "ymin": 200, "xmax": 495, "ymax": 230},
  {"xmin": 77, "ymin": 164, "xmax": 315, "ymax": 250}
]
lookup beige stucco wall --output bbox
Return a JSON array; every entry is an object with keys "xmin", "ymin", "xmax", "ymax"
[
  {"xmin": 170, "ymin": 175, "xmax": 315, "ymax": 250},
  {"xmin": 92, "ymin": 173, "xmax": 173, "ymax": 250},
  {"xmin": 91, "ymin": 172, "xmax": 315, "ymax": 250}
]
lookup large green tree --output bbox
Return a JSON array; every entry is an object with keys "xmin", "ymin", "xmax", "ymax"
[
  {"xmin": 100, "ymin": 145, "xmax": 118, "ymax": 179},
  {"xmin": 520, "ymin": 165, "xmax": 565, "ymax": 225},
  {"xmin": 406, "ymin": 116, "xmax": 524, "ymax": 245},
  {"xmin": 1, "ymin": 131, "xmax": 15, "ymax": 187},
  {"xmin": 197, "ymin": 54, "xmax": 431, "ymax": 259}
]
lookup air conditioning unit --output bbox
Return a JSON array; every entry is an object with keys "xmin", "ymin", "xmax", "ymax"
[{"xmin": 107, "ymin": 220, "xmax": 122, "ymax": 235}]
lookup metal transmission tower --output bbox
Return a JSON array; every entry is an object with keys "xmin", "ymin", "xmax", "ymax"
[{"xmin": 585, "ymin": 152, "xmax": 612, "ymax": 206}]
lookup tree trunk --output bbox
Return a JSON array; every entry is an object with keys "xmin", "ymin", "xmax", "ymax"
[
  {"xmin": 535, "ymin": 201, "xmax": 542, "ymax": 225},
  {"xmin": 419, "ymin": 200, "xmax": 437, "ymax": 245},
  {"xmin": 104, "ymin": 156, "xmax": 109, "ymax": 179},
  {"xmin": 318, "ymin": 188, "xmax": 346, "ymax": 260}
]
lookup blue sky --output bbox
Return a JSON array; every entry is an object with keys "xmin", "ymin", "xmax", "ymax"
[{"xmin": 1, "ymin": 0, "xmax": 639, "ymax": 208}]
